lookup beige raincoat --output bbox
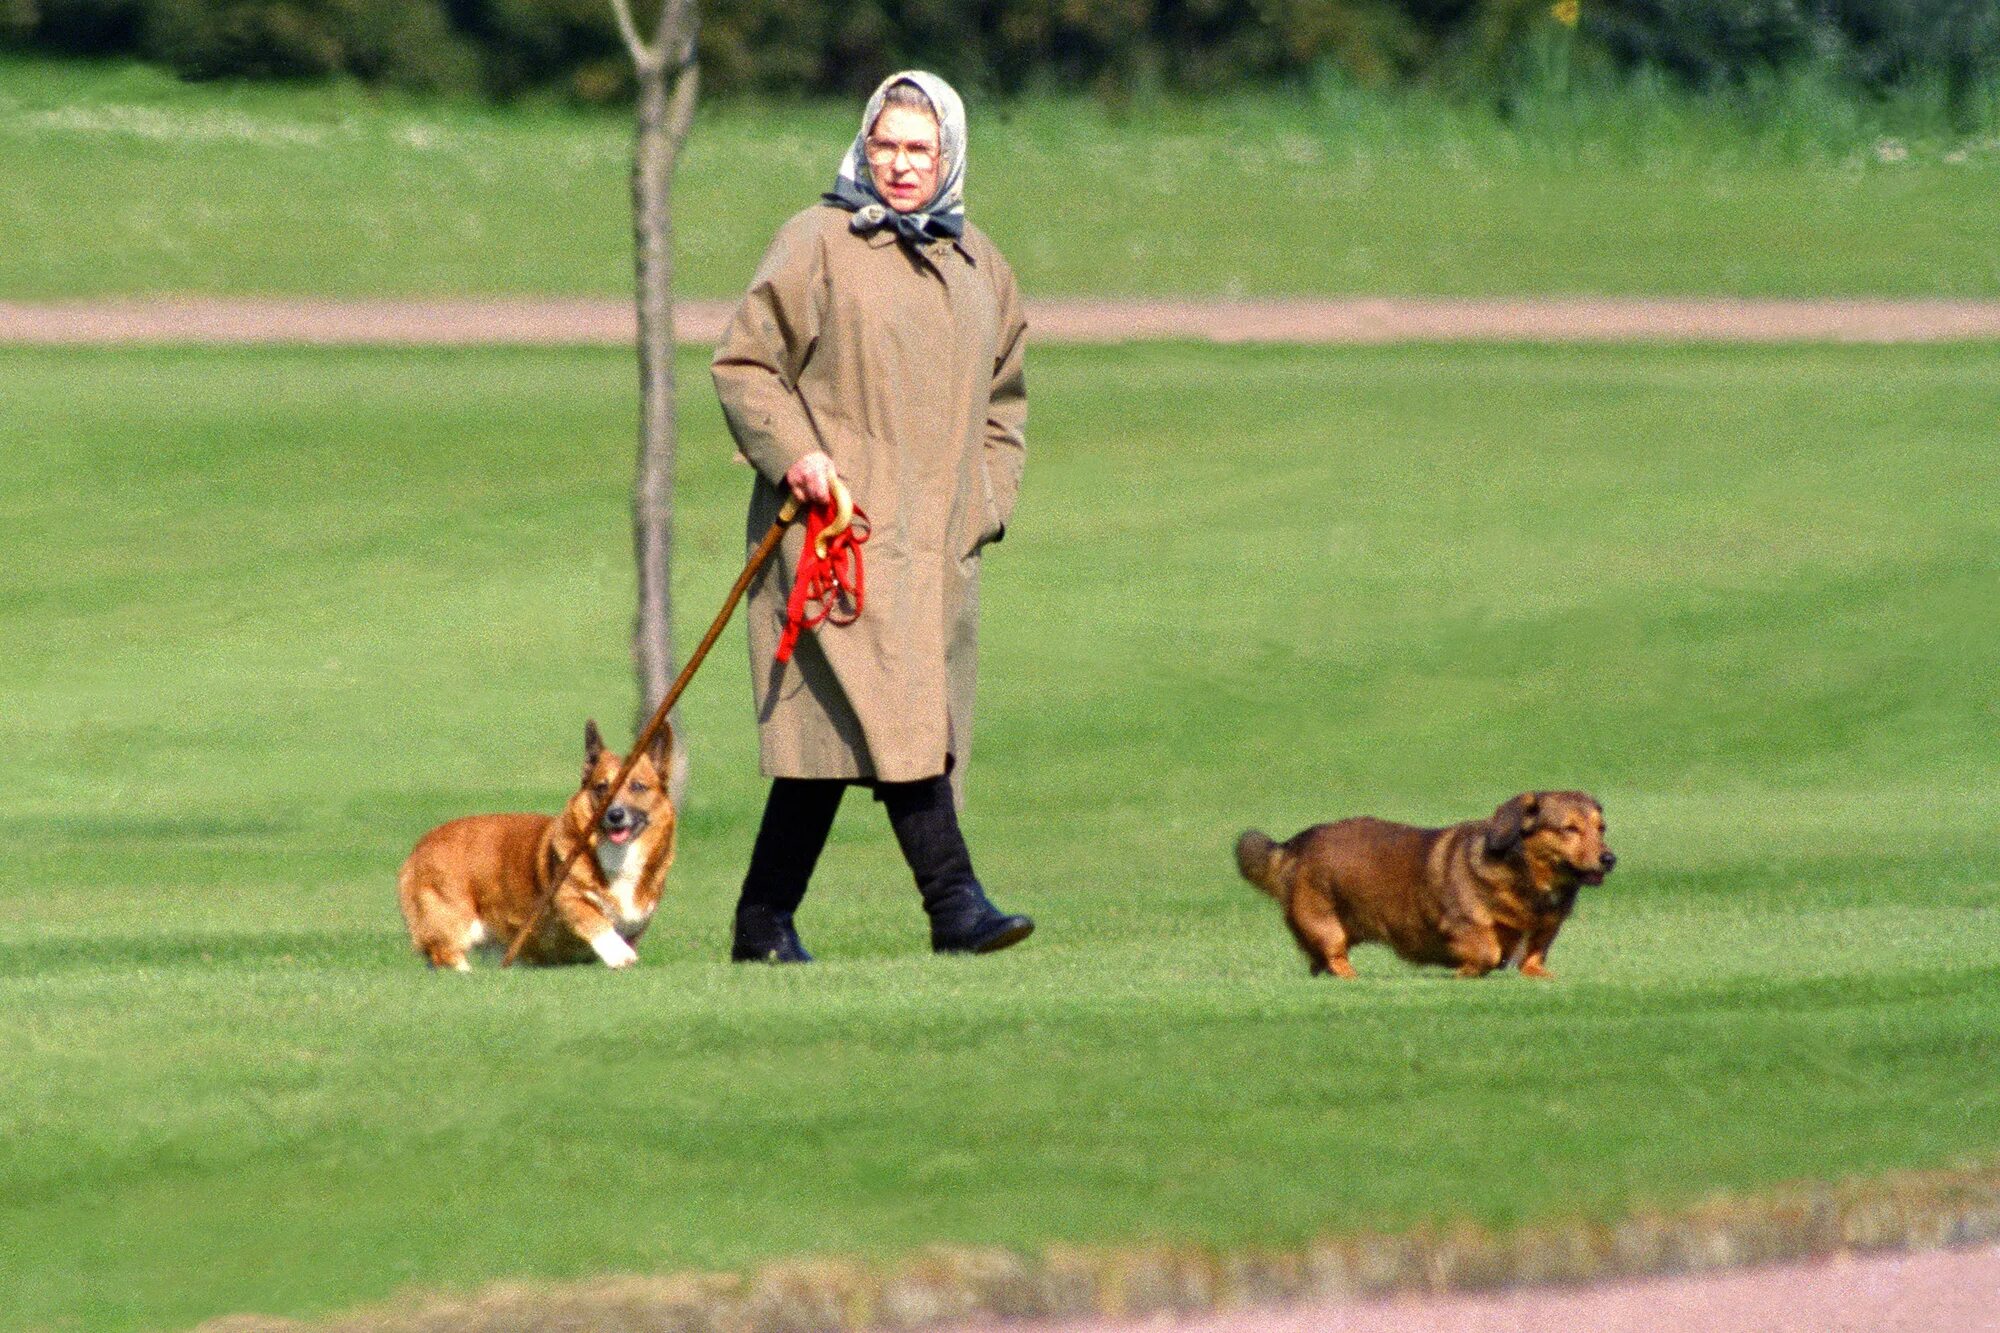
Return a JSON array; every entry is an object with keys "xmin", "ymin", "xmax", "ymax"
[{"xmin": 712, "ymin": 203, "xmax": 1027, "ymax": 801}]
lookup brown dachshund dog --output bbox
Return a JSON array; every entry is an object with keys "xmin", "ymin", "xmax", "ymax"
[{"xmin": 1236, "ymin": 792, "xmax": 1614, "ymax": 978}]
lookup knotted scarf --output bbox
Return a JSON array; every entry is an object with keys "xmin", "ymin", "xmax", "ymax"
[{"xmin": 822, "ymin": 70, "xmax": 967, "ymax": 246}]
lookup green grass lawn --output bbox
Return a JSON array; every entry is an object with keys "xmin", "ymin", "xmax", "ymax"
[
  {"xmin": 2, "ymin": 341, "xmax": 1997, "ymax": 1332},
  {"xmin": 4, "ymin": 55, "xmax": 2000, "ymax": 300}
]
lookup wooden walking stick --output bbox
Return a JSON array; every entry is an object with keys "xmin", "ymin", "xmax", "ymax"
[{"xmin": 502, "ymin": 480, "xmax": 853, "ymax": 966}]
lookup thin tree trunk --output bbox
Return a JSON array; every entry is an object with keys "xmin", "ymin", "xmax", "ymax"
[{"xmin": 629, "ymin": 44, "xmax": 699, "ymax": 804}]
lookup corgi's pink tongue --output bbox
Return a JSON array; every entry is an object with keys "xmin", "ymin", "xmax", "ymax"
[{"xmin": 606, "ymin": 827, "xmax": 634, "ymax": 845}]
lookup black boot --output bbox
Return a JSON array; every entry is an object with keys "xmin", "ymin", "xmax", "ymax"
[
  {"xmin": 731, "ymin": 903, "xmax": 814, "ymax": 964},
  {"xmin": 928, "ymin": 883, "xmax": 1035, "ymax": 955},
  {"xmin": 878, "ymin": 775, "xmax": 1034, "ymax": 955},
  {"xmin": 731, "ymin": 778, "xmax": 845, "ymax": 964}
]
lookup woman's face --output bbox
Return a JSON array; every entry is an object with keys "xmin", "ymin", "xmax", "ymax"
[{"xmin": 866, "ymin": 105, "xmax": 941, "ymax": 213}]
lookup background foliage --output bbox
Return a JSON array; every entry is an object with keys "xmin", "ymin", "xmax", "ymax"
[{"xmin": 4, "ymin": 0, "xmax": 1998, "ymax": 105}]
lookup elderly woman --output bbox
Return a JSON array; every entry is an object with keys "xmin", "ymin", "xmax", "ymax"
[{"xmin": 712, "ymin": 71, "xmax": 1032, "ymax": 963}]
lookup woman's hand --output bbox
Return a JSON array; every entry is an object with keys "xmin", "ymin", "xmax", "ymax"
[{"xmin": 785, "ymin": 452, "xmax": 838, "ymax": 506}]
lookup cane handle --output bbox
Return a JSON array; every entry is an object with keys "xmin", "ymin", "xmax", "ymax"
[{"xmin": 814, "ymin": 477, "xmax": 855, "ymax": 558}]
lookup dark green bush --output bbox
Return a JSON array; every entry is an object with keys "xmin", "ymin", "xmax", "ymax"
[
  {"xmin": 143, "ymin": 0, "xmax": 480, "ymax": 85},
  {"xmin": 4, "ymin": 0, "xmax": 146, "ymax": 52},
  {"xmin": 1824, "ymin": 0, "xmax": 2000, "ymax": 101},
  {"xmin": 1587, "ymin": 0, "xmax": 2000, "ymax": 101},
  {"xmin": 3, "ymin": 0, "xmax": 1995, "ymax": 102}
]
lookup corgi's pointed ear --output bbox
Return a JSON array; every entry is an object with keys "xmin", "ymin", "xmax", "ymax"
[
  {"xmin": 647, "ymin": 721, "xmax": 673, "ymax": 768},
  {"xmin": 584, "ymin": 719, "xmax": 606, "ymax": 765},
  {"xmin": 1486, "ymin": 793, "xmax": 1540, "ymax": 856}
]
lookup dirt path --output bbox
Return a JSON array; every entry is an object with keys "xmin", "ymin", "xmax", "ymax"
[
  {"xmin": 6, "ymin": 296, "xmax": 2000, "ymax": 344},
  {"xmin": 192, "ymin": 1240, "xmax": 2000, "ymax": 1333},
  {"xmin": 938, "ymin": 1243, "xmax": 2000, "ymax": 1333}
]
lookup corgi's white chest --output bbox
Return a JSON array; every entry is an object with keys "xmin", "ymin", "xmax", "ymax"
[{"xmin": 595, "ymin": 840, "xmax": 655, "ymax": 936}]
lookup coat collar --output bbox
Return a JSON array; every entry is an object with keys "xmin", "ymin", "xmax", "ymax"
[{"xmin": 862, "ymin": 226, "xmax": 977, "ymax": 267}]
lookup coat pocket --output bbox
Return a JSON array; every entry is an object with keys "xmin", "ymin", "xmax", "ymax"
[{"xmin": 964, "ymin": 464, "xmax": 1005, "ymax": 560}]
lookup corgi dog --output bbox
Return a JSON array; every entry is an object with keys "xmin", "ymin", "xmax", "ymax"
[{"xmin": 398, "ymin": 721, "xmax": 675, "ymax": 969}]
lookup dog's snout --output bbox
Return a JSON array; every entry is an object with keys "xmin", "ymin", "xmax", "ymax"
[
  {"xmin": 1600, "ymin": 850, "xmax": 1617, "ymax": 871},
  {"xmin": 604, "ymin": 805, "xmax": 633, "ymax": 829}
]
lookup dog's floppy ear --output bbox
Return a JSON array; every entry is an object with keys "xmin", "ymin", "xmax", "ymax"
[
  {"xmin": 1486, "ymin": 792, "xmax": 1541, "ymax": 856},
  {"xmin": 583, "ymin": 719, "xmax": 606, "ymax": 767},
  {"xmin": 646, "ymin": 721, "xmax": 674, "ymax": 769}
]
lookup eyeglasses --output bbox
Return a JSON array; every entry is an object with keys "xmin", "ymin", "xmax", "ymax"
[{"xmin": 864, "ymin": 138, "xmax": 938, "ymax": 170}]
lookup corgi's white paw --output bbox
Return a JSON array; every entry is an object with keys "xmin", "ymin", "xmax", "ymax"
[{"xmin": 590, "ymin": 930, "xmax": 639, "ymax": 969}]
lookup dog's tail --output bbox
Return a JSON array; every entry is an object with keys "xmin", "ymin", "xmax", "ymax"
[{"xmin": 1235, "ymin": 829, "xmax": 1293, "ymax": 901}]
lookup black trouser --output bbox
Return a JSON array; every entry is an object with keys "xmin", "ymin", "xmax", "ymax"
[{"xmin": 738, "ymin": 773, "xmax": 978, "ymax": 918}]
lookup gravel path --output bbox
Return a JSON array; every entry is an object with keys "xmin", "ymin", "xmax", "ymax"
[
  {"xmin": 939, "ymin": 1243, "xmax": 2000, "ymax": 1333},
  {"xmin": 6, "ymin": 296, "xmax": 2000, "ymax": 344}
]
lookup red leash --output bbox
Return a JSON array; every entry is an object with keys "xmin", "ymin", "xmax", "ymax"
[{"xmin": 776, "ymin": 492, "xmax": 869, "ymax": 663}]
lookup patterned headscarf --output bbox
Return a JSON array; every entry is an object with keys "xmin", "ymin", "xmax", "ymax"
[{"xmin": 823, "ymin": 70, "xmax": 967, "ymax": 245}]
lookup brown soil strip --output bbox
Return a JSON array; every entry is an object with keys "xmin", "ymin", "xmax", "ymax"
[
  {"xmin": 7, "ymin": 296, "xmax": 2000, "ymax": 345},
  {"xmin": 192, "ymin": 1164, "xmax": 2000, "ymax": 1333}
]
